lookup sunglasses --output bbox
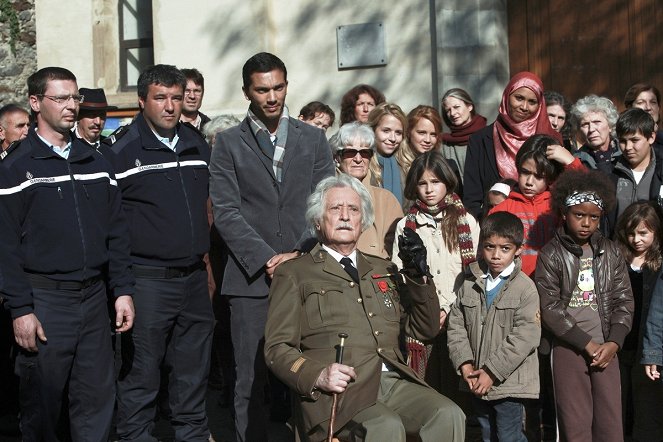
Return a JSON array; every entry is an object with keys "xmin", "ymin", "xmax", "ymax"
[{"xmin": 339, "ymin": 148, "xmax": 374, "ymax": 160}]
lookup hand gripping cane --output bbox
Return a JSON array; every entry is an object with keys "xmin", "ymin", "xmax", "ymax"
[{"xmin": 327, "ymin": 333, "xmax": 348, "ymax": 442}]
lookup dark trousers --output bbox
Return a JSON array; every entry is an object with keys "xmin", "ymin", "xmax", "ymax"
[
  {"xmin": 472, "ymin": 397, "xmax": 527, "ymax": 442},
  {"xmin": 227, "ymin": 294, "xmax": 269, "ymax": 442},
  {"xmin": 619, "ymin": 350, "xmax": 663, "ymax": 441},
  {"xmin": 17, "ymin": 281, "xmax": 114, "ymax": 442},
  {"xmin": 116, "ymin": 269, "xmax": 214, "ymax": 442},
  {"xmin": 0, "ymin": 307, "xmax": 19, "ymax": 417},
  {"xmin": 552, "ymin": 341, "xmax": 622, "ymax": 442}
]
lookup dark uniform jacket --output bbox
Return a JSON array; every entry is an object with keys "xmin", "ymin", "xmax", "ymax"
[
  {"xmin": 0, "ymin": 127, "xmax": 134, "ymax": 318},
  {"xmin": 264, "ymin": 244, "xmax": 440, "ymax": 441},
  {"xmin": 99, "ymin": 113, "xmax": 210, "ymax": 267},
  {"xmin": 535, "ymin": 227, "xmax": 634, "ymax": 352}
]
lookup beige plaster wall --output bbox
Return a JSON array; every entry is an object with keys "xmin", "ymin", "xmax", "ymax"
[
  {"xmin": 32, "ymin": 0, "xmax": 509, "ymax": 126},
  {"xmin": 154, "ymin": 0, "xmax": 435, "ymax": 127},
  {"xmin": 35, "ymin": 0, "xmax": 95, "ymax": 87}
]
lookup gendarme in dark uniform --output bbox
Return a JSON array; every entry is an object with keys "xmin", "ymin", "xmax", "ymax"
[
  {"xmin": 0, "ymin": 67, "xmax": 134, "ymax": 441},
  {"xmin": 99, "ymin": 65, "xmax": 214, "ymax": 441}
]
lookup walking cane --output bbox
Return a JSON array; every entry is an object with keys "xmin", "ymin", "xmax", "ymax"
[{"xmin": 327, "ymin": 333, "xmax": 348, "ymax": 442}]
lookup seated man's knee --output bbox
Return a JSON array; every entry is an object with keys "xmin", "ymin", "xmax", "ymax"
[
  {"xmin": 420, "ymin": 396, "xmax": 466, "ymax": 442},
  {"xmin": 352, "ymin": 408, "xmax": 406, "ymax": 441}
]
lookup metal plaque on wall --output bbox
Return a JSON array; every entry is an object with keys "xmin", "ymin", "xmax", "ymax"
[{"xmin": 336, "ymin": 22, "xmax": 387, "ymax": 69}]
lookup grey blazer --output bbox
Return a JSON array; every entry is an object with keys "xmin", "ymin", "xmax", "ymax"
[{"xmin": 209, "ymin": 116, "xmax": 334, "ymax": 297}]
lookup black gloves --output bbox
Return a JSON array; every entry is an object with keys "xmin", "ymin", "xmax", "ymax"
[{"xmin": 398, "ymin": 227, "xmax": 430, "ymax": 278}]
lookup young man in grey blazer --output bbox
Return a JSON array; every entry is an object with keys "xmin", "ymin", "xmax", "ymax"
[{"xmin": 209, "ymin": 52, "xmax": 334, "ymax": 441}]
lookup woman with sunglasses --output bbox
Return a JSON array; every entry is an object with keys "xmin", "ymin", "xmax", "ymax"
[{"xmin": 334, "ymin": 122, "xmax": 403, "ymax": 259}]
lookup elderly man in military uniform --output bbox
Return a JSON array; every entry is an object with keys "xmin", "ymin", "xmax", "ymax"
[{"xmin": 264, "ymin": 174, "xmax": 465, "ymax": 442}]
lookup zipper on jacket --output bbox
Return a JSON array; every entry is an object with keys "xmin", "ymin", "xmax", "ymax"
[
  {"xmin": 475, "ymin": 291, "xmax": 488, "ymax": 369},
  {"xmin": 57, "ymin": 186, "xmax": 63, "ymax": 200},
  {"xmin": 67, "ymin": 161, "xmax": 88, "ymax": 279},
  {"xmin": 592, "ymin": 250, "xmax": 607, "ymax": 340},
  {"xmin": 176, "ymin": 153, "xmax": 196, "ymax": 261}
]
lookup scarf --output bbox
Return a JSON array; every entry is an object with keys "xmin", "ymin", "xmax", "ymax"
[
  {"xmin": 441, "ymin": 114, "xmax": 487, "ymax": 145},
  {"xmin": 404, "ymin": 193, "xmax": 476, "ymax": 376},
  {"xmin": 247, "ymin": 104, "xmax": 290, "ymax": 182},
  {"xmin": 377, "ymin": 153, "xmax": 403, "ymax": 205},
  {"xmin": 493, "ymin": 72, "xmax": 562, "ymax": 180},
  {"xmin": 404, "ymin": 193, "xmax": 476, "ymax": 267}
]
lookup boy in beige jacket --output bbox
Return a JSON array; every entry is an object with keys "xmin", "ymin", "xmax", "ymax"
[{"xmin": 448, "ymin": 211, "xmax": 541, "ymax": 442}]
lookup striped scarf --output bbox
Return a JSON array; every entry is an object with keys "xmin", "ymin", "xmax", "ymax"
[
  {"xmin": 247, "ymin": 105, "xmax": 290, "ymax": 182},
  {"xmin": 404, "ymin": 193, "xmax": 476, "ymax": 268},
  {"xmin": 404, "ymin": 192, "xmax": 476, "ymax": 378}
]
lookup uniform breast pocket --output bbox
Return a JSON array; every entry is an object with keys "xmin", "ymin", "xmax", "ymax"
[
  {"xmin": 377, "ymin": 291, "xmax": 401, "ymax": 322},
  {"xmin": 303, "ymin": 283, "xmax": 349, "ymax": 329},
  {"xmin": 494, "ymin": 297, "xmax": 520, "ymax": 329},
  {"xmin": 80, "ymin": 180, "xmax": 111, "ymax": 203},
  {"xmin": 460, "ymin": 295, "xmax": 481, "ymax": 338}
]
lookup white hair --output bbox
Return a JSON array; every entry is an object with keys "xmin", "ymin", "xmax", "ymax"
[
  {"xmin": 335, "ymin": 121, "xmax": 375, "ymax": 152},
  {"xmin": 305, "ymin": 174, "xmax": 374, "ymax": 239},
  {"xmin": 571, "ymin": 95, "xmax": 619, "ymax": 137}
]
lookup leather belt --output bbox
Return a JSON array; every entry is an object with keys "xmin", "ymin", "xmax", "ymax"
[
  {"xmin": 28, "ymin": 274, "xmax": 103, "ymax": 291},
  {"xmin": 132, "ymin": 261, "xmax": 205, "ymax": 279}
]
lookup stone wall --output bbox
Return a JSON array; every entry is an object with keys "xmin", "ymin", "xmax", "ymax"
[{"xmin": 0, "ymin": 0, "xmax": 36, "ymax": 107}]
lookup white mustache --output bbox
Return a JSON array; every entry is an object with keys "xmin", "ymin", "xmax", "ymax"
[{"xmin": 335, "ymin": 222, "xmax": 353, "ymax": 230}]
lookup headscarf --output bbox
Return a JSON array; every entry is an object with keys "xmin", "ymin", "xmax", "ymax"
[{"xmin": 493, "ymin": 72, "xmax": 562, "ymax": 180}]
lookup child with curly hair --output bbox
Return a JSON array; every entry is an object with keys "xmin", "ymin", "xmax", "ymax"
[{"xmin": 535, "ymin": 169, "xmax": 634, "ymax": 441}]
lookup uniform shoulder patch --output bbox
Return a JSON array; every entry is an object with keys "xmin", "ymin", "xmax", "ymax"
[
  {"xmin": 101, "ymin": 124, "xmax": 130, "ymax": 146},
  {"xmin": 1, "ymin": 140, "xmax": 21, "ymax": 161}
]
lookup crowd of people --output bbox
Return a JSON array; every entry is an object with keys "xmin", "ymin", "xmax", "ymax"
[{"xmin": 0, "ymin": 51, "xmax": 662, "ymax": 442}]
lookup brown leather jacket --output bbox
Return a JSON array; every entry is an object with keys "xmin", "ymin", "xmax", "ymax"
[{"xmin": 535, "ymin": 227, "xmax": 634, "ymax": 352}]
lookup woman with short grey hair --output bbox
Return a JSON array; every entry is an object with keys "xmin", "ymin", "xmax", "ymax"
[
  {"xmin": 571, "ymin": 95, "xmax": 620, "ymax": 172},
  {"xmin": 330, "ymin": 122, "xmax": 403, "ymax": 259}
]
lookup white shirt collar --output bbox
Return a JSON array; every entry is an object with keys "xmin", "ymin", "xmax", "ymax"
[
  {"xmin": 322, "ymin": 245, "xmax": 357, "ymax": 267},
  {"xmin": 74, "ymin": 126, "xmax": 99, "ymax": 148},
  {"xmin": 181, "ymin": 114, "xmax": 202, "ymax": 130},
  {"xmin": 36, "ymin": 129, "xmax": 71, "ymax": 159},
  {"xmin": 150, "ymin": 128, "xmax": 179, "ymax": 151},
  {"xmin": 481, "ymin": 260, "xmax": 516, "ymax": 282}
]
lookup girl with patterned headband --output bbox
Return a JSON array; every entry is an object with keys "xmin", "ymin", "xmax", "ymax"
[{"xmin": 535, "ymin": 169, "xmax": 633, "ymax": 442}]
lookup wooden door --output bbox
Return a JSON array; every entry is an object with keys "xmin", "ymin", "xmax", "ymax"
[{"xmin": 507, "ymin": 0, "xmax": 663, "ymax": 108}]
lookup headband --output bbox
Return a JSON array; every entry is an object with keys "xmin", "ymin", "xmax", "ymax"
[
  {"xmin": 564, "ymin": 191, "xmax": 604, "ymax": 210},
  {"xmin": 489, "ymin": 182, "xmax": 512, "ymax": 197}
]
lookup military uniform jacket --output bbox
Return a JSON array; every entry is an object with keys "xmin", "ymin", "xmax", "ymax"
[
  {"xmin": 264, "ymin": 244, "xmax": 441, "ymax": 441},
  {"xmin": 0, "ymin": 127, "xmax": 134, "ymax": 318},
  {"xmin": 99, "ymin": 113, "xmax": 210, "ymax": 267}
]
